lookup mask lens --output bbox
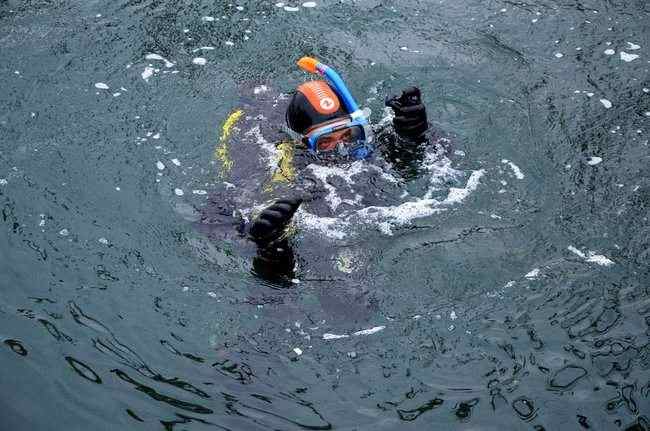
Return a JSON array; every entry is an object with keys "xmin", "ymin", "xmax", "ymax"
[{"xmin": 315, "ymin": 126, "xmax": 365, "ymax": 152}]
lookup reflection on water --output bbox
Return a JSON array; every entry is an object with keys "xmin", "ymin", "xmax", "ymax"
[
  {"xmin": 4, "ymin": 339, "xmax": 28, "ymax": 356},
  {"xmin": 1, "ymin": 0, "xmax": 649, "ymax": 429}
]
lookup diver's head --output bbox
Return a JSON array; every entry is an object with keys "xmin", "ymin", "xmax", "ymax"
[{"xmin": 285, "ymin": 79, "xmax": 373, "ymax": 159}]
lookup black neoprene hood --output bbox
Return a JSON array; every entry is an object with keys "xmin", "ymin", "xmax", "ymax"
[{"xmin": 285, "ymin": 84, "xmax": 347, "ymax": 135}]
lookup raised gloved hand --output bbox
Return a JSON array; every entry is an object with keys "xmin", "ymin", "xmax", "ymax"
[
  {"xmin": 249, "ymin": 198, "xmax": 302, "ymax": 245},
  {"xmin": 385, "ymin": 87, "xmax": 428, "ymax": 139}
]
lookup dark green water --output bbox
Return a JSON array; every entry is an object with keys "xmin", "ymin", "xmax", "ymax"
[{"xmin": 1, "ymin": 0, "xmax": 649, "ymax": 429}]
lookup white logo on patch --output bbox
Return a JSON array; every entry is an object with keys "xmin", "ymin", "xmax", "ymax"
[{"xmin": 320, "ymin": 97, "xmax": 335, "ymax": 111}]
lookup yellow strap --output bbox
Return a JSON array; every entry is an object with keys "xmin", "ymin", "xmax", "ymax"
[
  {"xmin": 272, "ymin": 141, "xmax": 296, "ymax": 183},
  {"xmin": 264, "ymin": 140, "xmax": 296, "ymax": 192},
  {"xmin": 214, "ymin": 110, "xmax": 244, "ymax": 176}
]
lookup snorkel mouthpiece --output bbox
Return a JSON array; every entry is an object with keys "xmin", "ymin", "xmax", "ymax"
[{"xmin": 297, "ymin": 57, "xmax": 319, "ymax": 74}]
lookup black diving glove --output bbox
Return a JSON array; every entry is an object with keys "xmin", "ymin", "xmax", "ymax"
[
  {"xmin": 385, "ymin": 87, "xmax": 428, "ymax": 140},
  {"xmin": 248, "ymin": 198, "xmax": 302, "ymax": 246}
]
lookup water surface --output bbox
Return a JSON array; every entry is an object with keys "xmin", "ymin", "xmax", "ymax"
[{"xmin": 1, "ymin": 0, "xmax": 649, "ymax": 429}]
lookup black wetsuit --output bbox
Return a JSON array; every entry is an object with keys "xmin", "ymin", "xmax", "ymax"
[{"xmin": 197, "ymin": 86, "xmax": 442, "ymax": 282}]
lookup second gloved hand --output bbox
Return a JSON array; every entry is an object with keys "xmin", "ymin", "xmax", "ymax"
[
  {"xmin": 385, "ymin": 87, "xmax": 428, "ymax": 139},
  {"xmin": 248, "ymin": 198, "xmax": 302, "ymax": 246}
]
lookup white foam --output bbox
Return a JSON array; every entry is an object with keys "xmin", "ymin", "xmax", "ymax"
[
  {"xmin": 626, "ymin": 42, "xmax": 641, "ymax": 50},
  {"xmin": 192, "ymin": 46, "xmax": 215, "ymax": 52},
  {"xmin": 586, "ymin": 254, "xmax": 614, "ymax": 266},
  {"xmin": 420, "ymin": 152, "xmax": 462, "ymax": 198},
  {"xmin": 94, "ymin": 82, "xmax": 109, "ymax": 89},
  {"xmin": 604, "ymin": 49, "xmax": 615, "ymax": 55},
  {"xmin": 253, "ymin": 85, "xmax": 269, "ymax": 94},
  {"xmin": 302, "ymin": 1, "xmax": 317, "ymax": 7},
  {"xmin": 156, "ymin": 161, "xmax": 165, "ymax": 170},
  {"xmin": 245, "ymin": 126, "xmax": 281, "ymax": 173},
  {"xmin": 249, "ymin": 126, "xmax": 483, "ymax": 238},
  {"xmin": 501, "ymin": 159, "xmax": 525, "ymax": 179},
  {"xmin": 284, "ymin": 6, "xmax": 299, "ymax": 11},
  {"xmin": 353, "ymin": 326, "xmax": 385, "ymax": 336},
  {"xmin": 568, "ymin": 245, "xmax": 614, "ymax": 266},
  {"xmin": 174, "ymin": 188, "xmax": 184, "ymax": 196},
  {"xmin": 554, "ymin": 52, "xmax": 564, "ymax": 58},
  {"xmin": 0, "ymin": 179, "xmax": 7, "ymax": 186},
  {"xmin": 201, "ymin": 16, "xmax": 215, "ymax": 22},
  {"xmin": 445, "ymin": 170, "xmax": 485, "ymax": 202},
  {"xmin": 224, "ymin": 41, "xmax": 235, "ymax": 46},
  {"xmin": 98, "ymin": 237, "xmax": 109, "ymax": 245},
  {"xmin": 525, "ymin": 268, "xmax": 540, "ymax": 279},
  {"xmin": 192, "ymin": 189, "xmax": 207, "ymax": 195},
  {"xmin": 152, "ymin": 133, "xmax": 160, "ymax": 140},
  {"xmin": 353, "ymin": 169, "xmax": 485, "ymax": 235},
  {"xmin": 587, "ymin": 156, "xmax": 602, "ymax": 165},
  {"xmin": 323, "ymin": 333, "xmax": 349, "ymax": 340},
  {"xmin": 170, "ymin": 158, "xmax": 180, "ymax": 166},
  {"xmin": 142, "ymin": 67, "xmax": 155, "ymax": 82},
  {"xmin": 297, "ymin": 212, "xmax": 347, "ymax": 239},
  {"xmin": 600, "ymin": 99, "xmax": 612, "ymax": 108},
  {"xmin": 620, "ymin": 51, "xmax": 639, "ymax": 62},
  {"xmin": 59, "ymin": 228, "xmax": 69, "ymax": 236},
  {"xmin": 307, "ymin": 162, "xmax": 367, "ymax": 211},
  {"xmin": 322, "ymin": 326, "xmax": 385, "ymax": 340},
  {"xmin": 145, "ymin": 53, "xmax": 174, "ymax": 68},
  {"xmin": 192, "ymin": 57, "xmax": 207, "ymax": 65}
]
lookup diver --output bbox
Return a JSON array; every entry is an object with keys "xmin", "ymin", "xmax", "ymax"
[{"xmin": 202, "ymin": 56, "xmax": 431, "ymax": 280}]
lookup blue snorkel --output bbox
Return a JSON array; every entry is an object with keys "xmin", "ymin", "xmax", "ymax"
[{"xmin": 297, "ymin": 57, "xmax": 373, "ymax": 159}]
